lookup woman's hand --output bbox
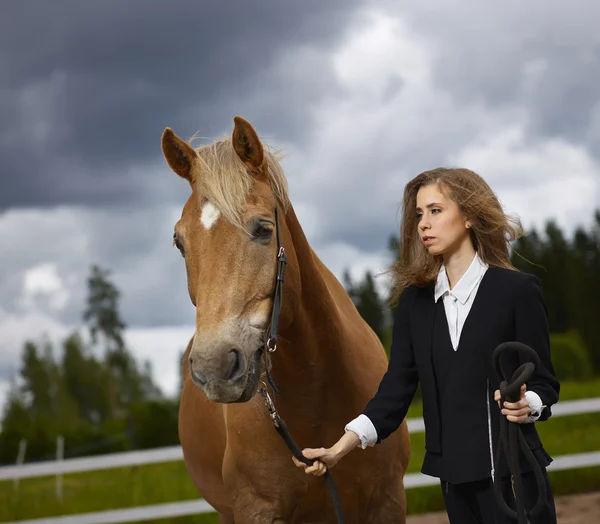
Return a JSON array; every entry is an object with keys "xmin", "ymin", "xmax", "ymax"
[
  {"xmin": 292, "ymin": 430, "xmax": 360, "ymax": 476},
  {"xmin": 292, "ymin": 447, "xmax": 341, "ymax": 476},
  {"xmin": 494, "ymin": 383, "xmax": 531, "ymax": 423}
]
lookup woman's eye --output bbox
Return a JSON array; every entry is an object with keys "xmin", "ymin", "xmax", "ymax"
[{"xmin": 431, "ymin": 208, "xmax": 441, "ymax": 214}]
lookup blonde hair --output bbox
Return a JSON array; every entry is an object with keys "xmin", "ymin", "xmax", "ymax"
[
  {"xmin": 389, "ymin": 167, "xmax": 524, "ymax": 304},
  {"xmin": 191, "ymin": 136, "xmax": 290, "ymax": 230}
]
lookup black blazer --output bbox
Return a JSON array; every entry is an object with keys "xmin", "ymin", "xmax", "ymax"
[{"xmin": 363, "ymin": 266, "xmax": 560, "ymax": 468}]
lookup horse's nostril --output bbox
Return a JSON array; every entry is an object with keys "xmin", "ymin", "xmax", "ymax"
[
  {"xmin": 226, "ymin": 349, "xmax": 245, "ymax": 381},
  {"xmin": 191, "ymin": 368, "xmax": 207, "ymax": 385}
]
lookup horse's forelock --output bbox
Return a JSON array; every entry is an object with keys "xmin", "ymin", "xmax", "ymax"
[{"xmin": 189, "ymin": 137, "xmax": 290, "ymax": 230}]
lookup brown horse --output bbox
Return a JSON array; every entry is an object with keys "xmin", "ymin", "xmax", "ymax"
[{"xmin": 161, "ymin": 116, "xmax": 410, "ymax": 523}]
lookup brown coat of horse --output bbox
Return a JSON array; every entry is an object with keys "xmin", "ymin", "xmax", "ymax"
[{"xmin": 161, "ymin": 116, "xmax": 410, "ymax": 523}]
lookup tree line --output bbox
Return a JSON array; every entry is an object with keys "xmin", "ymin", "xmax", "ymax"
[
  {"xmin": 0, "ymin": 266, "xmax": 180, "ymax": 465},
  {"xmin": 1, "ymin": 209, "xmax": 598, "ymax": 464}
]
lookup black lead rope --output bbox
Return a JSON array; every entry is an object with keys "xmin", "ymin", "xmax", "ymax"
[
  {"xmin": 492, "ymin": 341, "xmax": 548, "ymax": 523},
  {"xmin": 260, "ymin": 385, "xmax": 346, "ymax": 524},
  {"xmin": 259, "ymin": 205, "xmax": 346, "ymax": 524}
]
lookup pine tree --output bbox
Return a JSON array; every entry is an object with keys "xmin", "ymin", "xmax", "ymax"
[
  {"xmin": 0, "ymin": 376, "xmax": 30, "ymax": 464},
  {"xmin": 82, "ymin": 265, "xmax": 130, "ymax": 417},
  {"xmin": 82, "ymin": 265, "xmax": 163, "ymax": 421},
  {"xmin": 62, "ymin": 333, "xmax": 110, "ymax": 425},
  {"xmin": 542, "ymin": 221, "xmax": 570, "ymax": 332},
  {"xmin": 343, "ymin": 270, "xmax": 386, "ymax": 342},
  {"xmin": 512, "ymin": 210, "xmax": 600, "ymax": 373},
  {"xmin": 20, "ymin": 341, "xmax": 54, "ymax": 418}
]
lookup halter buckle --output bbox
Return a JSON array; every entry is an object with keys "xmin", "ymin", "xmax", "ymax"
[
  {"xmin": 259, "ymin": 383, "xmax": 279, "ymax": 425},
  {"xmin": 266, "ymin": 337, "xmax": 277, "ymax": 353}
]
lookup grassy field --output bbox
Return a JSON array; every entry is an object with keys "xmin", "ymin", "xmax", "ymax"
[{"xmin": 1, "ymin": 378, "xmax": 599, "ymax": 523}]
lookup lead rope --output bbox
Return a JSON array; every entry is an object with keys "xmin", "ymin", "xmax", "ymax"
[
  {"xmin": 259, "ymin": 385, "xmax": 346, "ymax": 524},
  {"xmin": 492, "ymin": 341, "xmax": 547, "ymax": 523},
  {"xmin": 259, "ymin": 205, "xmax": 346, "ymax": 524}
]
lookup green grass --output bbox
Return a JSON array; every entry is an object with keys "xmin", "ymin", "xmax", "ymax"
[
  {"xmin": 557, "ymin": 377, "xmax": 600, "ymax": 400},
  {"xmin": 1, "ymin": 379, "xmax": 599, "ymax": 523},
  {"xmin": 0, "ymin": 461, "xmax": 204, "ymax": 522}
]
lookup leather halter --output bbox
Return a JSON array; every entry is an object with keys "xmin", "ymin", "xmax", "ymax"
[
  {"xmin": 264, "ymin": 205, "xmax": 287, "ymax": 355},
  {"xmin": 261, "ymin": 205, "xmax": 287, "ymax": 394}
]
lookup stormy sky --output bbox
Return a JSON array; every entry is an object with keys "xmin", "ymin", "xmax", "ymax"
[{"xmin": 1, "ymin": 0, "xmax": 599, "ymax": 404}]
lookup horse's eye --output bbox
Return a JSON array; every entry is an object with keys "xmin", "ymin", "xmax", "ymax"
[
  {"xmin": 173, "ymin": 234, "xmax": 185, "ymax": 258},
  {"xmin": 253, "ymin": 221, "xmax": 273, "ymax": 242}
]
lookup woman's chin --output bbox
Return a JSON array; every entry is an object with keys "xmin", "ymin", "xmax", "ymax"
[{"xmin": 426, "ymin": 245, "xmax": 443, "ymax": 256}]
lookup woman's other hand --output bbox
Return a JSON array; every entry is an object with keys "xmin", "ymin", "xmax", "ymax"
[{"xmin": 494, "ymin": 384, "xmax": 531, "ymax": 423}]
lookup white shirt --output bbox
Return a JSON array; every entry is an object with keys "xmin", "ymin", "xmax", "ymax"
[
  {"xmin": 345, "ymin": 253, "xmax": 544, "ymax": 449},
  {"xmin": 434, "ymin": 252, "xmax": 488, "ymax": 351}
]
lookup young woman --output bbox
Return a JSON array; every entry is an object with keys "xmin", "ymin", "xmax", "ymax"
[{"xmin": 293, "ymin": 167, "xmax": 560, "ymax": 523}]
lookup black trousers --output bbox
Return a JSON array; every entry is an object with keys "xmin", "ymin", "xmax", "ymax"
[{"xmin": 440, "ymin": 469, "xmax": 557, "ymax": 524}]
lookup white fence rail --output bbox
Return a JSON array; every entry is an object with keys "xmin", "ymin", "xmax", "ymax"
[
  {"xmin": 0, "ymin": 447, "xmax": 184, "ymax": 482},
  {"xmin": 2, "ymin": 397, "xmax": 600, "ymax": 524},
  {"xmin": 3, "ymin": 397, "xmax": 599, "ymax": 482},
  {"xmin": 6, "ymin": 451, "xmax": 600, "ymax": 524},
  {"xmin": 405, "ymin": 396, "xmax": 600, "ymax": 433},
  {"xmin": 2, "ymin": 500, "xmax": 214, "ymax": 524}
]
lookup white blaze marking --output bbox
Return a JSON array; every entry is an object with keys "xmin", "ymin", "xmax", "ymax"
[{"xmin": 200, "ymin": 202, "xmax": 220, "ymax": 229}]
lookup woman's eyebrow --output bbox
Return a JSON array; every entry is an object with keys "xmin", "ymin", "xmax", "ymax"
[{"xmin": 416, "ymin": 202, "xmax": 443, "ymax": 211}]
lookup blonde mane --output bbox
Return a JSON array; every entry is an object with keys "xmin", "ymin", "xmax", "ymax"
[{"xmin": 190, "ymin": 136, "xmax": 290, "ymax": 230}]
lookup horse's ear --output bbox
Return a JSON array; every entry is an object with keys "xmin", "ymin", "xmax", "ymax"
[
  {"xmin": 161, "ymin": 127, "xmax": 197, "ymax": 184},
  {"xmin": 232, "ymin": 116, "xmax": 265, "ymax": 171}
]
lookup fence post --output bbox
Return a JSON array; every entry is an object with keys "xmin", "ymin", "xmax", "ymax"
[
  {"xmin": 56, "ymin": 435, "xmax": 64, "ymax": 503},
  {"xmin": 13, "ymin": 438, "xmax": 27, "ymax": 492}
]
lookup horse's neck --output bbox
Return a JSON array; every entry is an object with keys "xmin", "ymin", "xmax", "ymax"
[{"xmin": 271, "ymin": 207, "xmax": 361, "ymax": 394}]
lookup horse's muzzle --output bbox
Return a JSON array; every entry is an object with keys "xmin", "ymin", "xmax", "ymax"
[
  {"xmin": 190, "ymin": 348, "xmax": 245, "ymax": 385},
  {"xmin": 190, "ymin": 348, "xmax": 262, "ymax": 403}
]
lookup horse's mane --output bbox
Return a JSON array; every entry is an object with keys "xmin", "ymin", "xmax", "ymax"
[{"xmin": 191, "ymin": 136, "xmax": 291, "ymax": 230}]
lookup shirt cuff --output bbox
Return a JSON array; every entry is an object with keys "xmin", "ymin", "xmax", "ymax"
[
  {"xmin": 525, "ymin": 390, "xmax": 545, "ymax": 423},
  {"xmin": 344, "ymin": 414, "xmax": 378, "ymax": 449}
]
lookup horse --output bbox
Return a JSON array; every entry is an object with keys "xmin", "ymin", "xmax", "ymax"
[{"xmin": 161, "ymin": 116, "xmax": 411, "ymax": 523}]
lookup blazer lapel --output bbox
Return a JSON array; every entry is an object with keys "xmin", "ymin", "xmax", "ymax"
[
  {"xmin": 457, "ymin": 268, "xmax": 493, "ymax": 347},
  {"xmin": 458, "ymin": 266, "xmax": 497, "ymax": 380},
  {"xmin": 415, "ymin": 282, "xmax": 437, "ymax": 367}
]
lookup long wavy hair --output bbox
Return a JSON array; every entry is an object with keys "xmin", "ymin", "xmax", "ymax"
[{"xmin": 388, "ymin": 167, "xmax": 524, "ymax": 304}]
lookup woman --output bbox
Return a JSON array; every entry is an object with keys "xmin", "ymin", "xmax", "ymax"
[{"xmin": 293, "ymin": 167, "xmax": 560, "ymax": 523}]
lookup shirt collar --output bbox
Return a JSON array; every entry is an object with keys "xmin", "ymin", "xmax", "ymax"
[{"xmin": 434, "ymin": 252, "xmax": 489, "ymax": 304}]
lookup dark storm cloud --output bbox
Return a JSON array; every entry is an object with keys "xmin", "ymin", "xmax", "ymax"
[
  {"xmin": 2, "ymin": 0, "xmax": 600, "ymax": 336},
  {"xmin": 396, "ymin": 1, "xmax": 600, "ymax": 152},
  {"xmin": 0, "ymin": 0, "xmax": 360, "ymax": 209}
]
